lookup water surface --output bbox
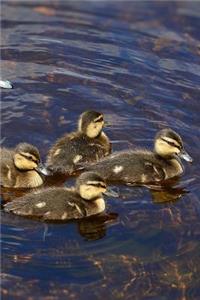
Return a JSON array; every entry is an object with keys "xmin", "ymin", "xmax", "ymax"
[{"xmin": 1, "ymin": 1, "xmax": 200, "ymax": 299}]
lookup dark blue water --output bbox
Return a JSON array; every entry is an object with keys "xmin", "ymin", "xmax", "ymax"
[{"xmin": 1, "ymin": 1, "xmax": 200, "ymax": 299}]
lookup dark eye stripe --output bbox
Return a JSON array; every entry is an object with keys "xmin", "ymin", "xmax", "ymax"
[
  {"xmin": 89, "ymin": 183, "xmax": 106, "ymax": 188},
  {"xmin": 21, "ymin": 154, "xmax": 38, "ymax": 163},
  {"xmin": 161, "ymin": 138, "xmax": 181, "ymax": 149}
]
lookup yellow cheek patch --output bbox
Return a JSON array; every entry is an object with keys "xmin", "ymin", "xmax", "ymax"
[
  {"xmin": 79, "ymin": 184, "xmax": 104, "ymax": 200},
  {"xmin": 155, "ymin": 139, "xmax": 180, "ymax": 156},
  {"xmin": 14, "ymin": 153, "xmax": 37, "ymax": 170},
  {"xmin": 86, "ymin": 122, "xmax": 103, "ymax": 138}
]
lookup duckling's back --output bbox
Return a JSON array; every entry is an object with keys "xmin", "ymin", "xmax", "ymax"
[
  {"xmin": 85, "ymin": 150, "xmax": 166, "ymax": 184},
  {"xmin": 4, "ymin": 187, "xmax": 89, "ymax": 220},
  {"xmin": 46, "ymin": 132, "xmax": 111, "ymax": 174}
]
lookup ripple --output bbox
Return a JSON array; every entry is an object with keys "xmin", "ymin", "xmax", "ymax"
[{"xmin": 1, "ymin": 1, "xmax": 200, "ymax": 299}]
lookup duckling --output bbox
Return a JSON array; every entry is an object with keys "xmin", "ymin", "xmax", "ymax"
[
  {"xmin": 4, "ymin": 172, "xmax": 108, "ymax": 221},
  {"xmin": 0, "ymin": 143, "xmax": 48, "ymax": 188},
  {"xmin": 46, "ymin": 111, "xmax": 111, "ymax": 174},
  {"xmin": 84, "ymin": 128, "xmax": 192, "ymax": 184}
]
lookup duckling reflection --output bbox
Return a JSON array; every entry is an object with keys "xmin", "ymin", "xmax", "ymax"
[
  {"xmin": 141, "ymin": 169, "xmax": 189, "ymax": 204},
  {"xmin": 4, "ymin": 172, "xmax": 109, "ymax": 221},
  {"xmin": 0, "ymin": 143, "xmax": 48, "ymax": 188},
  {"xmin": 46, "ymin": 111, "xmax": 111, "ymax": 175},
  {"xmin": 77, "ymin": 212, "xmax": 118, "ymax": 241},
  {"xmin": 85, "ymin": 128, "xmax": 192, "ymax": 185},
  {"xmin": 150, "ymin": 185, "xmax": 188, "ymax": 204}
]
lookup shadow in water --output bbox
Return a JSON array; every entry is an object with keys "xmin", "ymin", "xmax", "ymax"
[
  {"xmin": 150, "ymin": 186, "xmax": 188, "ymax": 204},
  {"xmin": 77, "ymin": 212, "xmax": 118, "ymax": 241}
]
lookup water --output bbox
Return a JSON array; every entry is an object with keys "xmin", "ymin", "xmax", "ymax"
[{"xmin": 1, "ymin": 1, "xmax": 200, "ymax": 299}]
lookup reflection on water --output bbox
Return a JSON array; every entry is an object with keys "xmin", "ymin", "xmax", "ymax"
[
  {"xmin": 1, "ymin": 1, "xmax": 200, "ymax": 299},
  {"xmin": 151, "ymin": 185, "xmax": 188, "ymax": 204}
]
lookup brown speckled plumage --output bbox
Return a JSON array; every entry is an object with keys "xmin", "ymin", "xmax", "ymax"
[
  {"xmin": 0, "ymin": 143, "xmax": 44, "ymax": 188},
  {"xmin": 46, "ymin": 111, "xmax": 111, "ymax": 174},
  {"xmin": 84, "ymin": 129, "xmax": 192, "ymax": 184},
  {"xmin": 4, "ymin": 172, "xmax": 107, "ymax": 221}
]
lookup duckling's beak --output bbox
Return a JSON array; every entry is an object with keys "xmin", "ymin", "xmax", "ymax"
[
  {"xmin": 35, "ymin": 163, "xmax": 50, "ymax": 176},
  {"xmin": 103, "ymin": 187, "xmax": 119, "ymax": 198},
  {"xmin": 179, "ymin": 150, "xmax": 193, "ymax": 163}
]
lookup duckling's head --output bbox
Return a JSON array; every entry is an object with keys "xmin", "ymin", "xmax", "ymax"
[
  {"xmin": 154, "ymin": 128, "xmax": 192, "ymax": 162},
  {"xmin": 76, "ymin": 171, "xmax": 107, "ymax": 200},
  {"xmin": 14, "ymin": 143, "xmax": 48, "ymax": 174},
  {"xmin": 78, "ymin": 111, "xmax": 104, "ymax": 138}
]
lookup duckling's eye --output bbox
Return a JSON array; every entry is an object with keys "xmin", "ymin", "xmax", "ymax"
[
  {"xmin": 25, "ymin": 155, "xmax": 37, "ymax": 162},
  {"xmin": 168, "ymin": 141, "xmax": 176, "ymax": 147},
  {"xmin": 89, "ymin": 183, "xmax": 106, "ymax": 188},
  {"xmin": 169, "ymin": 142, "xmax": 181, "ymax": 150},
  {"xmin": 161, "ymin": 138, "xmax": 181, "ymax": 149},
  {"xmin": 20, "ymin": 153, "xmax": 31, "ymax": 160},
  {"xmin": 24, "ymin": 155, "xmax": 35, "ymax": 161}
]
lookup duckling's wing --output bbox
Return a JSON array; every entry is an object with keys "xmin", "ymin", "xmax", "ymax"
[
  {"xmin": 144, "ymin": 161, "xmax": 166, "ymax": 182},
  {"xmin": 62, "ymin": 135, "xmax": 108, "ymax": 162},
  {"xmin": 41, "ymin": 197, "xmax": 87, "ymax": 221},
  {"xmin": 62, "ymin": 197, "xmax": 87, "ymax": 219},
  {"xmin": 84, "ymin": 151, "xmax": 166, "ymax": 183},
  {"xmin": 83, "ymin": 151, "xmax": 130, "ymax": 179},
  {"xmin": 47, "ymin": 133, "xmax": 109, "ymax": 174},
  {"xmin": 46, "ymin": 135, "xmax": 85, "ymax": 174}
]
